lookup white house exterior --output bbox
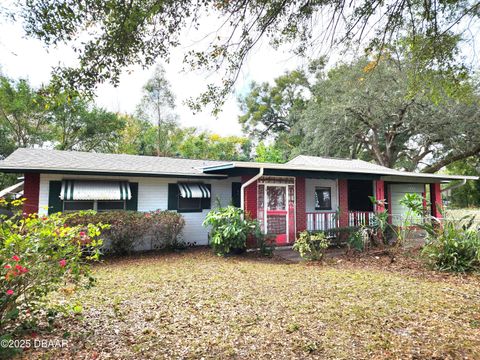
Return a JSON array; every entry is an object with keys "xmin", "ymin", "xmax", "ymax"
[{"xmin": 0, "ymin": 148, "xmax": 477, "ymax": 247}]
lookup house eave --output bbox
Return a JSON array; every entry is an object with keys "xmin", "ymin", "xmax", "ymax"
[{"xmin": 0, "ymin": 167, "xmax": 228, "ymax": 179}]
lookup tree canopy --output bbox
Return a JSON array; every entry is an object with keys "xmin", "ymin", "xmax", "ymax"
[
  {"xmin": 9, "ymin": 1, "xmax": 480, "ymax": 111},
  {"xmin": 239, "ymin": 49, "xmax": 480, "ymax": 172}
]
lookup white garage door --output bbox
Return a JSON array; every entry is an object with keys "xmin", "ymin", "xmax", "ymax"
[{"xmin": 389, "ymin": 184, "xmax": 425, "ymax": 225}]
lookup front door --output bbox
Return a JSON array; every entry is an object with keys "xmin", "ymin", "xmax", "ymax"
[{"xmin": 266, "ymin": 185, "xmax": 289, "ymax": 245}]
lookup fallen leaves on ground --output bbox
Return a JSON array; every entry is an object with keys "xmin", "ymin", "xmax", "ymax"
[{"xmin": 25, "ymin": 248, "xmax": 480, "ymax": 359}]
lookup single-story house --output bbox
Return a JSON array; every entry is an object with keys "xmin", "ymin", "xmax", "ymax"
[{"xmin": 0, "ymin": 148, "xmax": 477, "ymax": 246}]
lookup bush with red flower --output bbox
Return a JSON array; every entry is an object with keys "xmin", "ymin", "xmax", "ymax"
[{"xmin": 0, "ymin": 199, "xmax": 107, "ymax": 337}]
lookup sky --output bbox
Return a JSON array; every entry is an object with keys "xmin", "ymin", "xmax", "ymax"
[{"xmin": 0, "ymin": 10, "xmax": 311, "ymax": 137}]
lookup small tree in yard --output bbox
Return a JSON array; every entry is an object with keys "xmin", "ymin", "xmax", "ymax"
[{"xmin": 0, "ymin": 199, "xmax": 106, "ymax": 355}]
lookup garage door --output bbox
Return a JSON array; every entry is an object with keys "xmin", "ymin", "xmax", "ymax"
[{"xmin": 389, "ymin": 184, "xmax": 425, "ymax": 225}]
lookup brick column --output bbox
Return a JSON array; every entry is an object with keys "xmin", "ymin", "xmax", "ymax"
[
  {"xmin": 338, "ymin": 179, "xmax": 349, "ymax": 227},
  {"xmin": 295, "ymin": 177, "xmax": 306, "ymax": 234},
  {"xmin": 430, "ymin": 183, "xmax": 443, "ymax": 219},
  {"xmin": 241, "ymin": 175, "xmax": 257, "ymax": 220},
  {"xmin": 374, "ymin": 180, "xmax": 385, "ymax": 212},
  {"xmin": 23, "ymin": 173, "xmax": 40, "ymax": 215}
]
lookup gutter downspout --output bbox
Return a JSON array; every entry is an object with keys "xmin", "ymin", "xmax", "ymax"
[
  {"xmin": 241, "ymin": 168, "xmax": 264, "ymax": 215},
  {"xmin": 441, "ymin": 178, "xmax": 467, "ymax": 193}
]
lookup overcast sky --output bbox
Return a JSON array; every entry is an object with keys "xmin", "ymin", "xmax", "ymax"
[{"xmin": 0, "ymin": 11, "xmax": 312, "ymax": 136}]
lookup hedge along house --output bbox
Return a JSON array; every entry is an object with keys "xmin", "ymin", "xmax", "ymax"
[{"xmin": 0, "ymin": 149, "xmax": 477, "ymax": 247}]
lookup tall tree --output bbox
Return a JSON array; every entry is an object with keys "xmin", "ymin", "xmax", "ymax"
[
  {"xmin": 296, "ymin": 53, "xmax": 480, "ymax": 172},
  {"xmin": 0, "ymin": 76, "xmax": 49, "ymax": 149},
  {"xmin": 12, "ymin": 1, "xmax": 480, "ymax": 111},
  {"xmin": 137, "ymin": 64, "xmax": 177, "ymax": 156},
  {"xmin": 50, "ymin": 94, "xmax": 125, "ymax": 152},
  {"xmin": 178, "ymin": 132, "xmax": 251, "ymax": 161}
]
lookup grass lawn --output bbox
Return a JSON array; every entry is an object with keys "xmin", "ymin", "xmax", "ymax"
[{"xmin": 28, "ymin": 249, "xmax": 480, "ymax": 359}]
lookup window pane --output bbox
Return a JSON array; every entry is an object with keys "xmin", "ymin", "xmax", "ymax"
[
  {"xmin": 315, "ymin": 187, "xmax": 332, "ymax": 210},
  {"xmin": 267, "ymin": 186, "xmax": 286, "ymax": 211},
  {"xmin": 63, "ymin": 201, "xmax": 94, "ymax": 212},
  {"xmin": 178, "ymin": 197, "xmax": 202, "ymax": 211},
  {"xmin": 97, "ymin": 201, "xmax": 125, "ymax": 211}
]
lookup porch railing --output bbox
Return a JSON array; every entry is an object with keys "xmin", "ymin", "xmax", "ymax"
[
  {"xmin": 306, "ymin": 211, "xmax": 378, "ymax": 231},
  {"xmin": 348, "ymin": 211, "xmax": 375, "ymax": 227},
  {"xmin": 306, "ymin": 211, "xmax": 338, "ymax": 231}
]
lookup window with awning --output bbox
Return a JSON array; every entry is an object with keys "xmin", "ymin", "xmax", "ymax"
[
  {"xmin": 168, "ymin": 183, "xmax": 212, "ymax": 213},
  {"xmin": 178, "ymin": 183, "xmax": 211, "ymax": 199},
  {"xmin": 60, "ymin": 180, "xmax": 132, "ymax": 201},
  {"xmin": 59, "ymin": 180, "xmax": 132, "ymax": 212}
]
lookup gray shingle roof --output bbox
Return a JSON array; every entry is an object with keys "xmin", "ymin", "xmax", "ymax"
[
  {"xmin": 287, "ymin": 155, "xmax": 391, "ymax": 172},
  {"xmin": 0, "ymin": 148, "xmax": 226, "ymax": 177},
  {"xmin": 0, "ymin": 148, "xmax": 477, "ymax": 182}
]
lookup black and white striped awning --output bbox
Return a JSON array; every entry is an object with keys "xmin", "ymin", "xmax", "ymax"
[
  {"xmin": 60, "ymin": 180, "xmax": 132, "ymax": 201},
  {"xmin": 178, "ymin": 183, "xmax": 210, "ymax": 198}
]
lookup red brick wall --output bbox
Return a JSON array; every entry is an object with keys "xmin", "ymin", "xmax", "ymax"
[
  {"xmin": 430, "ymin": 183, "xmax": 443, "ymax": 219},
  {"xmin": 338, "ymin": 179, "xmax": 349, "ymax": 227},
  {"xmin": 241, "ymin": 175, "xmax": 257, "ymax": 220},
  {"xmin": 23, "ymin": 173, "xmax": 40, "ymax": 215},
  {"xmin": 374, "ymin": 180, "xmax": 385, "ymax": 212},
  {"xmin": 295, "ymin": 177, "xmax": 306, "ymax": 234}
]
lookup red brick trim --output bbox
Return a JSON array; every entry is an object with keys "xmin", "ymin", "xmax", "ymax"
[
  {"xmin": 295, "ymin": 177, "xmax": 306, "ymax": 234},
  {"xmin": 430, "ymin": 183, "xmax": 443, "ymax": 218},
  {"xmin": 338, "ymin": 179, "xmax": 349, "ymax": 227},
  {"xmin": 374, "ymin": 180, "xmax": 385, "ymax": 212},
  {"xmin": 241, "ymin": 176, "xmax": 257, "ymax": 220},
  {"xmin": 23, "ymin": 173, "xmax": 40, "ymax": 214}
]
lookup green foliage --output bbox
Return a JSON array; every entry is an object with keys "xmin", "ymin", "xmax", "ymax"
[
  {"xmin": 14, "ymin": 1, "xmax": 479, "ymax": 112},
  {"xmin": 254, "ymin": 142, "xmax": 285, "ymax": 163},
  {"xmin": 297, "ymin": 52, "xmax": 480, "ymax": 171},
  {"xmin": 65, "ymin": 210, "xmax": 186, "ymax": 254},
  {"xmin": 0, "ymin": 199, "xmax": 105, "ymax": 336},
  {"xmin": 421, "ymin": 216, "xmax": 480, "ymax": 273},
  {"xmin": 203, "ymin": 206, "xmax": 257, "ymax": 256},
  {"xmin": 179, "ymin": 132, "xmax": 252, "ymax": 161},
  {"xmin": 293, "ymin": 231, "xmax": 330, "ymax": 261},
  {"xmin": 147, "ymin": 211, "xmax": 186, "ymax": 250},
  {"xmin": 50, "ymin": 94, "xmax": 126, "ymax": 152},
  {"xmin": 446, "ymin": 157, "xmax": 480, "ymax": 208},
  {"xmin": 136, "ymin": 64, "xmax": 178, "ymax": 157},
  {"xmin": 66, "ymin": 211, "xmax": 149, "ymax": 255},
  {"xmin": 256, "ymin": 234, "xmax": 276, "ymax": 257},
  {"xmin": 320, "ymin": 226, "xmax": 358, "ymax": 246},
  {"xmin": 347, "ymin": 230, "xmax": 365, "ymax": 252},
  {"xmin": 400, "ymin": 193, "xmax": 426, "ymax": 217},
  {"xmin": 238, "ymin": 70, "xmax": 309, "ymax": 157}
]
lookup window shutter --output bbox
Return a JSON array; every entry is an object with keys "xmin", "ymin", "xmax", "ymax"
[
  {"xmin": 48, "ymin": 181, "xmax": 63, "ymax": 214},
  {"xmin": 126, "ymin": 183, "xmax": 138, "ymax": 211},
  {"xmin": 201, "ymin": 184, "xmax": 211, "ymax": 209},
  {"xmin": 168, "ymin": 184, "xmax": 179, "ymax": 210},
  {"xmin": 231, "ymin": 182, "xmax": 242, "ymax": 207}
]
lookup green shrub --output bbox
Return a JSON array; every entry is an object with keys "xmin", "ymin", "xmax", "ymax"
[
  {"xmin": 347, "ymin": 230, "xmax": 365, "ymax": 252},
  {"xmin": 0, "ymin": 199, "xmax": 105, "ymax": 339},
  {"xmin": 293, "ymin": 231, "xmax": 330, "ymax": 261},
  {"xmin": 147, "ymin": 211, "xmax": 186, "ymax": 250},
  {"xmin": 256, "ymin": 234, "xmax": 276, "ymax": 257},
  {"xmin": 66, "ymin": 211, "xmax": 149, "ymax": 254},
  {"xmin": 203, "ymin": 206, "xmax": 258, "ymax": 256},
  {"xmin": 322, "ymin": 226, "xmax": 358, "ymax": 245},
  {"xmin": 66, "ymin": 210, "xmax": 186, "ymax": 254},
  {"xmin": 421, "ymin": 216, "xmax": 480, "ymax": 272}
]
